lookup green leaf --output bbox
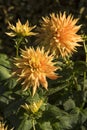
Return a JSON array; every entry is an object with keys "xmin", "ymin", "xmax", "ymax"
[
  {"xmin": 3, "ymin": 77, "xmax": 17, "ymax": 89},
  {"xmin": 0, "ymin": 53, "xmax": 12, "ymax": 81},
  {"xmin": 52, "ymin": 122, "xmax": 62, "ymax": 130},
  {"xmin": 46, "ymin": 104, "xmax": 66, "ymax": 117},
  {"xmin": 25, "ymin": 92, "xmax": 41, "ymax": 104},
  {"xmin": 72, "ymin": 91, "xmax": 84, "ymax": 107},
  {"xmin": 17, "ymin": 118, "xmax": 33, "ymax": 130},
  {"xmin": 81, "ymin": 125, "xmax": 87, "ymax": 130},
  {"xmin": 4, "ymin": 98, "xmax": 24, "ymax": 117},
  {"xmin": 80, "ymin": 108, "xmax": 87, "ymax": 123},
  {"xmin": 0, "ymin": 65, "xmax": 11, "ymax": 81},
  {"xmin": 63, "ymin": 99, "xmax": 76, "ymax": 111},
  {"xmin": 59, "ymin": 116, "xmax": 72, "ymax": 129},
  {"xmin": 0, "ymin": 77, "xmax": 17, "ymax": 97},
  {"xmin": 74, "ymin": 61, "xmax": 87, "ymax": 73},
  {"xmin": 0, "ymin": 53, "xmax": 11, "ymax": 68},
  {"xmin": 0, "ymin": 91, "xmax": 14, "ymax": 111},
  {"xmin": 84, "ymin": 79, "xmax": 87, "ymax": 89},
  {"xmin": 39, "ymin": 121, "xmax": 53, "ymax": 130},
  {"xmin": 47, "ymin": 83, "xmax": 67, "ymax": 96},
  {"xmin": 0, "ymin": 95, "xmax": 10, "ymax": 105}
]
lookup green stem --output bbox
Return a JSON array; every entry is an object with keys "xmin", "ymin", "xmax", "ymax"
[
  {"xmin": 83, "ymin": 41, "xmax": 87, "ymax": 90},
  {"xmin": 81, "ymin": 41, "xmax": 87, "ymax": 108},
  {"xmin": 15, "ymin": 37, "xmax": 24, "ymax": 57},
  {"xmin": 32, "ymin": 119, "xmax": 36, "ymax": 130},
  {"xmin": 16, "ymin": 44, "xmax": 19, "ymax": 57}
]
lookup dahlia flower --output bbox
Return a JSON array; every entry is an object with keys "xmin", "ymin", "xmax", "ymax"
[
  {"xmin": 22, "ymin": 100, "xmax": 43, "ymax": 113},
  {"xmin": 6, "ymin": 19, "xmax": 36, "ymax": 37},
  {"xmin": 13, "ymin": 47, "xmax": 58, "ymax": 96},
  {"xmin": 36, "ymin": 12, "xmax": 82, "ymax": 57},
  {"xmin": 0, "ymin": 122, "xmax": 13, "ymax": 130},
  {"xmin": 0, "ymin": 122, "xmax": 7, "ymax": 130}
]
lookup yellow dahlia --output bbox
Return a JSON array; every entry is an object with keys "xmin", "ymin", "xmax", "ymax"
[
  {"xmin": 0, "ymin": 122, "xmax": 13, "ymax": 130},
  {"xmin": 6, "ymin": 19, "xmax": 36, "ymax": 37},
  {"xmin": 36, "ymin": 12, "xmax": 82, "ymax": 57},
  {"xmin": 21, "ymin": 100, "xmax": 43, "ymax": 114},
  {"xmin": 0, "ymin": 122, "xmax": 7, "ymax": 130},
  {"xmin": 13, "ymin": 47, "xmax": 59, "ymax": 96}
]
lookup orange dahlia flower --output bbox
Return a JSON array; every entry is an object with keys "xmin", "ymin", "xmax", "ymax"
[
  {"xmin": 36, "ymin": 12, "xmax": 82, "ymax": 57},
  {"xmin": 6, "ymin": 19, "xmax": 36, "ymax": 37},
  {"xmin": 13, "ymin": 47, "xmax": 59, "ymax": 96}
]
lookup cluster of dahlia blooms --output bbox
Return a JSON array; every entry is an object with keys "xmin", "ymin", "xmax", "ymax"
[{"xmin": 7, "ymin": 12, "xmax": 82, "ymax": 96}]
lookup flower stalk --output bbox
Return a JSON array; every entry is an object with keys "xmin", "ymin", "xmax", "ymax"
[
  {"xmin": 83, "ymin": 40, "xmax": 87, "ymax": 90},
  {"xmin": 32, "ymin": 119, "xmax": 36, "ymax": 130},
  {"xmin": 15, "ymin": 37, "xmax": 24, "ymax": 57}
]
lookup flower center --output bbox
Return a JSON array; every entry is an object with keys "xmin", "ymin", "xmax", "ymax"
[{"xmin": 29, "ymin": 58, "xmax": 40, "ymax": 71}]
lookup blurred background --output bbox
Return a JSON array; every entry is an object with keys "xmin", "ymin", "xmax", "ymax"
[{"xmin": 0, "ymin": 0, "xmax": 87, "ymax": 59}]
